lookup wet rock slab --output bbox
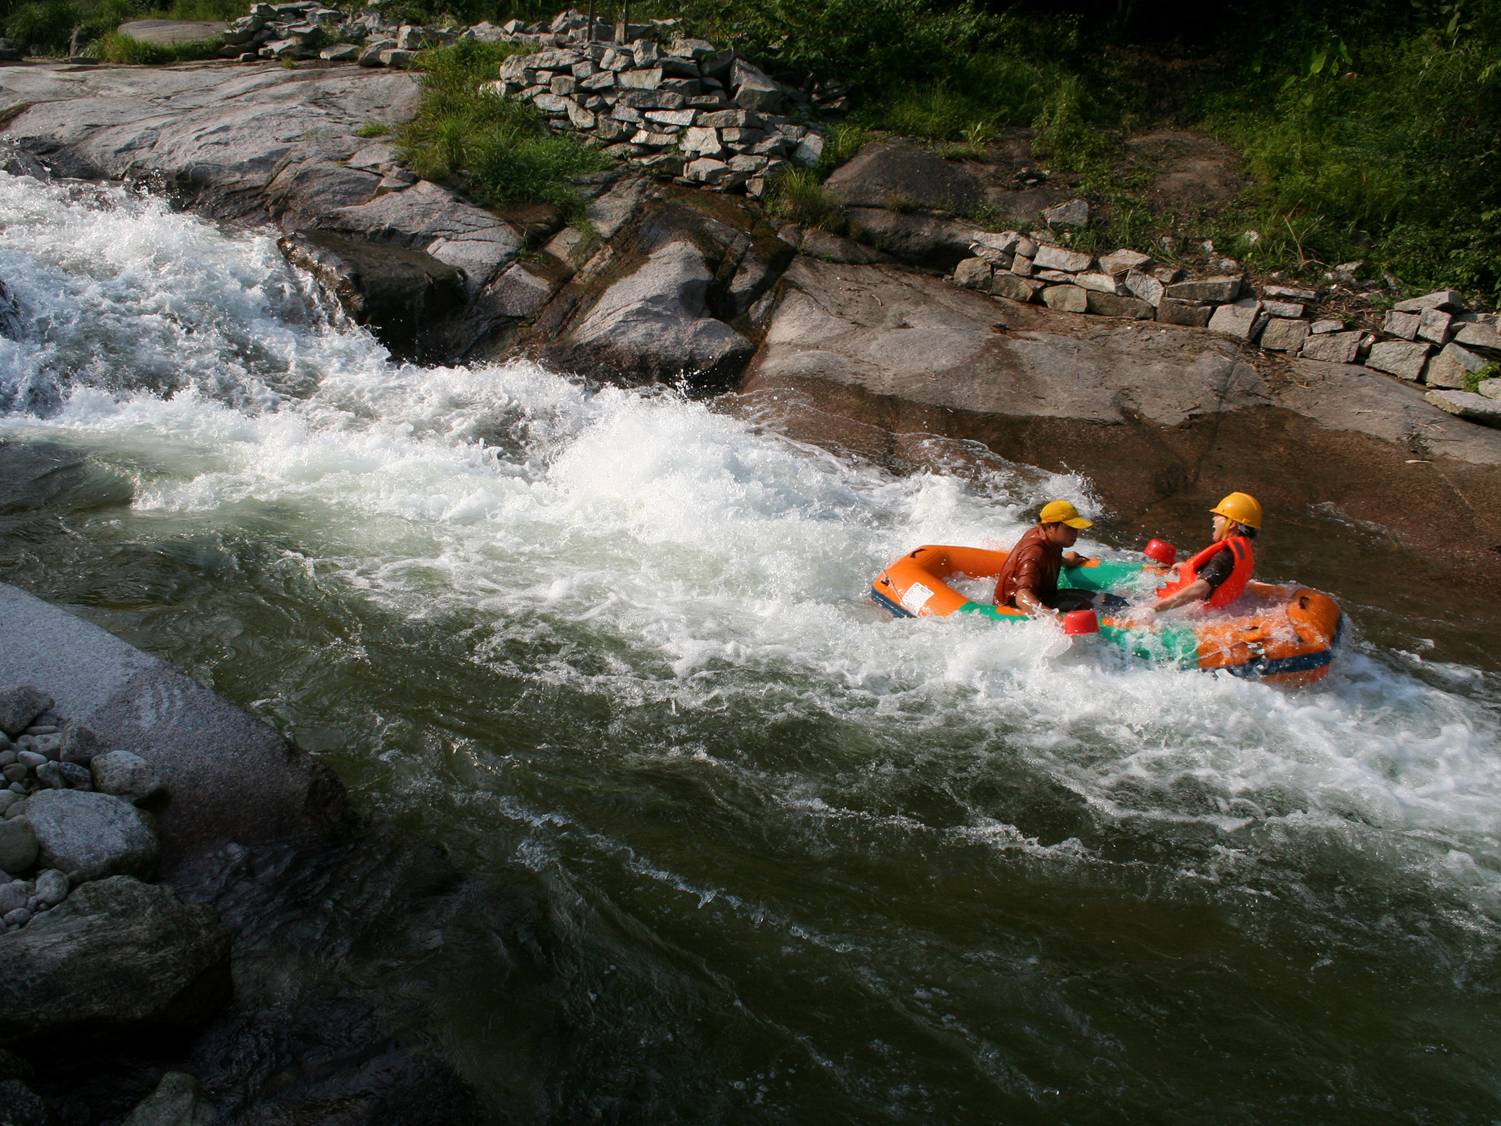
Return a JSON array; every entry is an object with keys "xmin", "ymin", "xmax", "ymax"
[{"xmin": 0, "ymin": 876, "xmax": 230, "ymax": 1041}]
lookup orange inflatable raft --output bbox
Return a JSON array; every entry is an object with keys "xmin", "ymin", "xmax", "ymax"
[{"xmin": 871, "ymin": 545, "xmax": 1343, "ymax": 686}]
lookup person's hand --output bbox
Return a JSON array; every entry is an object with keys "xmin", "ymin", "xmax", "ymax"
[
  {"xmin": 1063, "ymin": 551, "xmax": 1090, "ymax": 567},
  {"xmin": 1125, "ymin": 605, "xmax": 1156, "ymax": 628}
]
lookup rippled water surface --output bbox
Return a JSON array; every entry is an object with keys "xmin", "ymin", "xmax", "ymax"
[{"xmin": 2, "ymin": 172, "xmax": 1499, "ymax": 1123}]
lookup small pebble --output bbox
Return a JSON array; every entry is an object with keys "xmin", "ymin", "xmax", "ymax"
[
  {"xmin": 0, "ymin": 751, "xmax": 14, "ymax": 768},
  {"xmin": 3, "ymin": 907, "xmax": 31, "ymax": 928},
  {"xmin": 2, "ymin": 764, "xmax": 27, "ymax": 784},
  {"xmin": 24, "ymin": 725, "xmax": 58, "ymax": 736},
  {"xmin": 16, "ymin": 751, "xmax": 45, "ymax": 769},
  {"xmin": 34, "ymin": 869, "xmax": 67, "ymax": 907}
]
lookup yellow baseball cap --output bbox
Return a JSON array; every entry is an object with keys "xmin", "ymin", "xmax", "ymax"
[{"xmin": 1038, "ymin": 499, "xmax": 1093, "ymax": 528}]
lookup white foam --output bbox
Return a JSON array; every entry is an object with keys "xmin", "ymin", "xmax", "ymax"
[{"xmin": 3, "ymin": 171, "xmax": 1499, "ymax": 917}]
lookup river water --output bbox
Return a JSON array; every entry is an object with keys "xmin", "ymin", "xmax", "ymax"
[{"xmin": 2, "ymin": 171, "xmax": 1499, "ymax": 1122}]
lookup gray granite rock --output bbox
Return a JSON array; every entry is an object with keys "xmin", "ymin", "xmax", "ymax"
[
  {"xmin": 1042, "ymin": 198, "xmax": 1089, "ymax": 227},
  {"xmin": 1208, "ymin": 298, "xmax": 1263, "ymax": 340},
  {"xmin": 1382, "ymin": 310, "xmax": 1420, "ymax": 340},
  {"xmin": 1426, "ymin": 389, "xmax": 1501, "ymax": 427},
  {"xmin": 122, "ymin": 1071, "xmax": 218, "ymax": 1126},
  {"xmin": 1300, "ymin": 330, "xmax": 1363, "ymax": 364},
  {"xmin": 1262, "ymin": 299, "xmax": 1305, "ymax": 319},
  {"xmin": 991, "ymin": 274, "xmax": 1044, "ymax": 303},
  {"xmin": 1123, "ymin": 269, "xmax": 1165, "ymax": 307},
  {"xmin": 1366, "ymin": 339, "xmax": 1432, "ymax": 381},
  {"xmin": 1099, "ymin": 248, "xmax": 1151, "ymax": 276},
  {"xmin": 1454, "ymin": 320, "xmax": 1501, "ymax": 357},
  {"xmin": 90, "ymin": 750, "xmax": 164, "ymax": 805},
  {"xmin": 0, "ymin": 876, "xmax": 230, "ymax": 1039},
  {"xmin": 33, "ymin": 869, "xmax": 67, "ymax": 908},
  {"xmin": 1033, "ymin": 245, "xmax": 1093, "ymax": 273},
  {"xmin": 1478, "ymin": 378, "xmax": 1501, "ymax": 401},
  {"xmin": 1085, "ymin": 291, "xmax": 1153, "ymax": 319},
  {"xmin": 1260, "ymin": 318, "xmax": 1310, "ymax": 352},
  {"xmin": 0, "ymin": 688, "xmax": 51, "ymax": 739},
  {"xmin": 1417, "ymin": 307, "xmax": 1455, "ymax": 346},
  {"xmin": 1155, "ymin": 298, "xmax": 1213, "ymax": 328},
  {"xmin": 1041, "ymin": 284, "xmax": 1088, "ymax": 313},
  {"xmin": 953, "ymin": 258, "xmax": 993, "ymax": 289},
  {"xmin": 1424, "ymin": 342, "xmax": 1489, "ymax": 390},
  {"xmin": 555, "ymin": 239, "xmax": 753, "ymax": 386},
  {"xmin": 0, "ymin": 817, "xmax": 37, "ymax": 875},
  {"xmin": 23, "ymin": 789, "xmax": 158, "ymax": 881},
  {"xmin": 824, "ymin": 142, "xmax": 981, "ymax": 214},
  {"xmin": 1165, "ymin": 276, "xmax": 1242, "ymax": 303},
  {"xmin": 1264, "ymin": 285, "xmax": 1318, "ymax": 301},
  {"xmin": 1074, "ymin": 272, "xmax": 1123, "ymax": 295},
  {"xmin": 1393, "ymin": 289, "xmax": 1465, "ymax": 313}
]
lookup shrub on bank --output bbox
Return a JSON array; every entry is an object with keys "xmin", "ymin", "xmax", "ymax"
[
  {"xmin": 2, "ymin": 0, "xmax": 240, "ymax": 55},
  {"xmin": 395, "ymin": 39, "xmax": 610, "ymax": 217}
]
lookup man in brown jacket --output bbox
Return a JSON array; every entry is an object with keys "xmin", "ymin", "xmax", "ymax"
[{"xmin": 993, "ymin": 499, "xmax": 1096, "ymax": 617}]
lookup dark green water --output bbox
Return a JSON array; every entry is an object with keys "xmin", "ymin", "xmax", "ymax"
[{"xmin": 2, "ymin": 172, "xmax": 1499, "ymax": 1123}]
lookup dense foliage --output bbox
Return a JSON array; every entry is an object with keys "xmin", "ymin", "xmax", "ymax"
[
  {"xmin": 3, "ymin": 0, "xmax": 1496, "ymax": 301},
  {"xmin": 394, "ymin": 38, "xmax": 609, "ymax": 216}
]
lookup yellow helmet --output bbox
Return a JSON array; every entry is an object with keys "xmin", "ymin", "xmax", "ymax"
[
  {"xmin": 1038, "ymin": 499, "xmax": 1093, "ymax": 529},
  {"xmin": 1211, "ymin": 491, "xmax": 1263, "ymax": 530}
]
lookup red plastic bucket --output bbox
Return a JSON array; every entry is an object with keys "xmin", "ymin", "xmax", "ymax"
[
  {"xmin": 1062, "ymin": 609, "xmax": 1099, "ymax": 635},
  {"xmin": 1143, "ymin": 538, "xmax": 1177, "ymax": 566}
]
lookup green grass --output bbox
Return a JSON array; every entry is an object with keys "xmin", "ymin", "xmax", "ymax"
[
  {"xmin": 395, "ymin": 39, "xmax": 610, "ymax": 218},
  {"xmin": 1465, "ymin": 362, "xmax": 1501, "ymax": 394},
  {"xmin": 354, "ymin": 122, "xmax": 393, "ymax": 139},
  {"xmin": 98, "ymin": 28, "xmax": 221, "ymax": 62},
  {"xmin": 765, "ymin": 166, "xmax": 847, "ymax": 232},
  {"xmin": 3, "ymin": 0, "xmax": 242, "ymax": 55}
]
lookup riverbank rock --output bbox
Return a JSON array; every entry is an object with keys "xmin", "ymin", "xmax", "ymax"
[
  {"xmin": 116, "ymin": 19, "xmax": 226, "ymax": 45},
  {"xmin": 548, "ymin": 238, "xmax": 753, "ymax": 384},
  {"xmin": 0, "ymin": 585, "xmax": 349, "ymax": 873},
  {"xmin": 89, "ymin": 750, "xmax": 164, "ymax": 805},
  {"xmin": 25, "ymin": 789, "xmax": 159, "ymax": 881},
  {"xmin": 0, "ymin": 876, "xmax": 230, "ymax": 1042},
  {"xmin": 0, "ymin": 687, "xmax": 51, "ymax": 738},
  {"xmin": 280, "ymin": 230, "xmax": 468, "ymax": 362},
  {"xmin": 122, "ymin": 1071, "xmax": 217, "ymax": 1126}
]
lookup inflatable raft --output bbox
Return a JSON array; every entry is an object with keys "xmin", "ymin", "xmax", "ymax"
[{"xmin": 871, "ymin": 545, "xmax": 1343, "ymax": 686}]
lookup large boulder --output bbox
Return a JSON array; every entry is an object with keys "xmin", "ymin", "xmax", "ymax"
[
  {"xmin": 24, "ymin": 789, "xmax": 159, "ymax": 881},
  {"xmin": 0, "ymin": 686, "xmax": 51, "ymax": 738},
  {"xmin": 115, "ymin": 19, "xmax": 226, "ymax": 45},
  {"xmin": 550, "ymin": 239, "xmax": 753, "ymax": 385},
  {"xmin": 0, "ymin": 585, "xmax": 350, "ymax": 875},
  {"xmin": 846, "ymin": 208, "xmax": 985, "ymax": 272},
  {"xmin": 279, "ymin": 231, "xmax": 467, "ymax": 363},
  {"xmin": 825, "ymin": 141, "xmax": 982, "ymax": 214},
  {"xmin": 122, "ymin": 1071, "xmax": 218, "ymax": 1126},
  {"xmin": 0, "ymin": 876, "xmax": 230, "ymax": 1042}
]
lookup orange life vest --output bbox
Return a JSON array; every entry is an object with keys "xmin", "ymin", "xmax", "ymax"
[{"xmin": 1155, "ymin": 535, "xmax": 1254, "ymax": 609}]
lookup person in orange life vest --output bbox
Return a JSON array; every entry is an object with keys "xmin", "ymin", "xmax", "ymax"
[
  {"xmin": 1138, "ymin": 491, "xmax": 1260, "ymax": 621},
  {"xmin": 993, "ymin": 499, "xmax": 1097, "ymax": 618}
]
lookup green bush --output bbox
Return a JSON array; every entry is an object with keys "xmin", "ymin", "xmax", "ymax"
[
  {"xmin": 3, "ymin": 0, "xmax": 240, "ymax": 54},
  {"xmin": 1205, "ymin": 4, "xmax": 1501, "ymax": 301},
  {"xmin": 396, "ymin": 39, "xmax": 610, "ymax": 216},
  {"xmin": 765, "ymin": 166, "xmax": 847, "ymax": 232}
]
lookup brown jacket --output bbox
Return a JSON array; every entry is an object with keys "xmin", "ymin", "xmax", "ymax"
[{"xmin": 993, "ymin": 525, "xmax": 1062, "ymax": 608}]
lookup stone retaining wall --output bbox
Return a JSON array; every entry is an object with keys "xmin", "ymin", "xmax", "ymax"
[
  {"xmin": 948, "ymin": 220, "xmax": 1501, "ymax": 427},
  {"xmin": 219, "ymin": 3, "xmax": 826, "ymax": 195}
]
